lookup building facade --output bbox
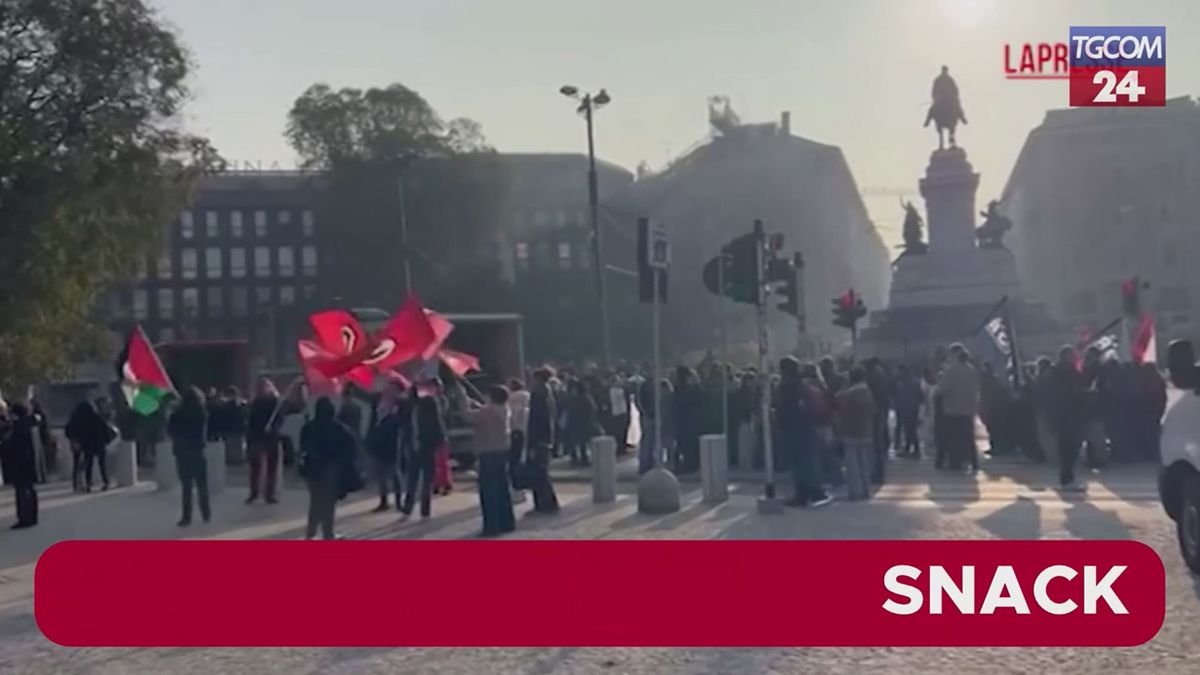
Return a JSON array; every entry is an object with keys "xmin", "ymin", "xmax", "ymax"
[
  {"xmin": 106, "ymin": 172, "xmax": 325, "ymax": 368},
  {"xmin": 1003, "ymin": 96, "xmax": 1200, "ymax": 347}
]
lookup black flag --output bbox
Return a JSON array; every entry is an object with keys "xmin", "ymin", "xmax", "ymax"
[{"xmin": 980, "ymin": 297, "xmax": 1022, "ymax": 388}]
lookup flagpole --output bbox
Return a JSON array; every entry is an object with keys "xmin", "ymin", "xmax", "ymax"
[{"xmin": 1005, "ymin": 301, "xmax": 1023, "ymax": 388}]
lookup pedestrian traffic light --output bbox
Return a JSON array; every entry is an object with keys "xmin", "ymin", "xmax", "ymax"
[
  {"xmin": 768, "ymin": 252, "xmax": 803, "ymax": 317},
  {"xmin": 638, "ymin": 217, "xmax": 668, "ymax": 303},
  {"xmin": 832, "ymin": 289, "xmax": 867, "ymax": 333},
  {"xmin": 702, "ymin": 230, "xmax": 762, "ymax": 306}
]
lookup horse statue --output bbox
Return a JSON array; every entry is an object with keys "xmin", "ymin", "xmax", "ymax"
[
  {"xmin": 977, "ymin": 199, "xmax": 1013, "ymax": 249},
  {"xmin": 924, "ymin": 65, "xmax": 968, "ymax": 150}
]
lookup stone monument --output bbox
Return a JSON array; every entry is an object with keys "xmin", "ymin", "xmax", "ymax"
[{"xmin": 858, "ymin": 69, "xmax": 1065, "ymax": 361}]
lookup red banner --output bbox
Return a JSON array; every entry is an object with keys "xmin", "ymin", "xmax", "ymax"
[{"xmin": 36, "ymin": 540, "xmax": 1164, "ymax": 647}]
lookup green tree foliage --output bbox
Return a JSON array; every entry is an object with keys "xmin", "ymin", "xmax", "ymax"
[
  {"xmin": 0, "ymin": 0, "xmax": 221, "ymax": 390},
  {"xmin": 285, "ymin": 83, "xmax": 512, "ymax": 313}
]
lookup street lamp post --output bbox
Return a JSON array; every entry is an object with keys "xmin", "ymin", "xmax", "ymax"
[{"xmin": 561, "ymin": 85, "xmax": 612, "ymax": 367}]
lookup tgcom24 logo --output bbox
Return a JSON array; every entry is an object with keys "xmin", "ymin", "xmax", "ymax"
[{"xmin": 1003, "ymin": 26, "xmax": 1166, "ymax": 107}]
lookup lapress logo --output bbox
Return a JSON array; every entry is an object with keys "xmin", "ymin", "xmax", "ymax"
[{"xmin": 1069, "ymin": 26, "xmax": 1165, "ymax": 107}]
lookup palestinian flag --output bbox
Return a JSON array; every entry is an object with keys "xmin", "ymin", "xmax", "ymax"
[{"xmin": 116, "ymin": 325, "xmax": 175, "ymax": 415}]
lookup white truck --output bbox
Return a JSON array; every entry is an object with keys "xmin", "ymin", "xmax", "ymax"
[{"xmin": 1160, "ymin": 339, "xmax": 1200, "ymax": 574}]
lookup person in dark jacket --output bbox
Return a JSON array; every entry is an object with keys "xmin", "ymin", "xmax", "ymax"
[
  {"xmin": 671, "ymin": 366, "xmax": 703, "ymax": 473},
  {"xmin": 525, "ymin": 368, "xmax": 560, "ymax": 514},
  {"xmin": 168, "ymin": 387, "xmax": 211, "ymax": 525},
  {"xmin": 215, "ymin": 386, "xmax": 248, "ymax": 466},
  {"xmin": 299, "ymin": 397, "xmax": 355, "ymax": 540},
  {"xmin": 348, "ymin": 381, "xmax": 408, "ymax": 512},
  {"xmin": 245, "ymin": 377, "xmax": 284, "ymax": 504},
  {"xmin": 776, "ymin": 357, "xmax": 832, "ymax": 508},
  {"xmin": 65, "ymin": 401, "xmax": 114, "ymax": 492},
  {"xmin": 1046, "ymin": 346, "xmax": 1088, "ymax": 492},
  {"xmin": 401, "ymin": 379, "xmax": 447, "ymax": 518},
  {"xmin": 565, "ymin": 379, "xmax": 598, "ymax": 466},
  {"xmin": 2, "ymin": 404, "xmax": 41, "ymax": 528}
]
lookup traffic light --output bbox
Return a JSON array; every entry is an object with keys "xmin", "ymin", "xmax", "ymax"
[
  {"xmin": 832, "ymin": 289, "xmax": 867, "ymax": 334},
  {"xmin": 768, "ymin": 252, "xmax": 803, "ymax": 317},
  {"xmin": 1121, "ymin": 275, "xmax": 1145, "ymax": 316},
  {"xmin": 638, "ymin": 217, "xmax": 668, "ymax": 303},
  {"xmin": 702, "ymin": 230, "xmax": 763, "ymax": 305}
]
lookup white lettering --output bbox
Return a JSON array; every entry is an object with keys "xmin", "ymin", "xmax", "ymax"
[
  {"xmin": 929, "ymin": 566, "xmax": 974, "ymax": 614},
  {"xmin": 1084, "ymin": 565, "xmax": 1128, "ymax": 614},
  {"xmin": 1075, "ymin": 33, "xmax": 1164, "ymax": 61},
  {"xmin": 1071, "ymin": 35, "xmax": 1089, "ymax": 60},
  {"xmin": 1033, "ymin": 565, "xmax": 1078, "ymax": 615},
  {"xmin": 980, "ymin": 566, "xmax": 1031, "ymax": 614},
  {"xmin": 883, "ymin": 565, "xmax": 923, "ymax": 615}
]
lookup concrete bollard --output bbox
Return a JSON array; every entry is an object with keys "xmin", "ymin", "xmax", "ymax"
[
  {"xmin": 155, "ymin": 446, "xmax": 177, "ymax": 491},
  {"xmin": 204, "ymin": 442, "xmax": 226, "ymax": 494},
  {"xmin": 700, "ymin": 434, "xmax": 728, "ymax": 504},
  {"xmin": 112, "ymin": 441, "xmax": 139, "ymax": 488},
  {"xmin": 638, "ymin": 466, "xmax": 681, "ymax": 514},
  {"xmin": 590, "ymin": 436, "xmax": 617, "ymax": 503}
]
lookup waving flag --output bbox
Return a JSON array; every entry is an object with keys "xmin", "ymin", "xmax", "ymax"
[
  {"xmin": 440, "ymin": 348, "xmax": 481, "ymax": 377},
  {"xmin": 1132, "ymin": 314, "xmax": 1157, "ymax": 364},
  {"xmin": 297, "ymin": 340, "xmax": 344, "ymax": 396},
  {"xmin": 309, "ymin": 310, "xmax": 372, "ymax": 386},
  {"xmin": 370, "ymin": 298, "xmax": 439, "ymax": 370},
  {"xmin": 421, "ymin": 310, "xmax": 455, "ymax": 360},
  {"xmin": 978, "ymin": 297, "xmax": 1022, "ymax": 387},
  {"xmin": 115, "ymin": 325, "xmax": 175, "ymax": 415}
]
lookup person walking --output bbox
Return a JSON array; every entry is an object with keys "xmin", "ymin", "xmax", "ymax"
[
  {"xmin": 401, "ymin": 379, "xmax": 447, "ymax": 519},
  {"xmin": 466, "ymin": 385, "xmax": 517, "ymax": 536},
  {"xmin": 565, "ymin": 379, "xmax": 599, "ymax": 466},
  {"xmin": 937, "ymin": 345, "xmax": 980, "ymax": 472},
  {"xmin": 525, "ymin": 368, "xmax": 560, "ymax": 514},
  {"xmin": 245, "ymin": 378, "xmax": 284, "ymax": 504},
  {"xmin": 1046, "ymin": 345, "xmax": 1089, "ymax": 492},
  {"xmin": 298, "ymin": 397, "xmax": 355, "ymax": 540},
  {"xmin": 892, "ymin": 365, "xmax": 924, "ymax": 458},
  {"xmin": 2, "ymin": 404, "xmax": 42, "ymax": 528},
  {"xmin": 65, "ymin": 401, "xmax": 114, "ymax": 492},
  {"xmin": 777, "ymin": 357, "xmax": 832, "ymax": 508},
  {"xmin": 836, "ymin": 367, "xmax": 877, "ymax": 500},
  {"xmin": 167, "ymin": 387, "xmax": 211, "ymax": 526}
]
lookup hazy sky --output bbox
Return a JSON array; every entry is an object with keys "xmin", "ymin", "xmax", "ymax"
[{"xmin": 150, "ymin": 0, "xmax": 1197, "ymax": 243}]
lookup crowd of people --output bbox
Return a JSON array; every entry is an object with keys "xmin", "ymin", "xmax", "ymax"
[{"xmin": 0, "ymin": 340, "xmax": 1173, "ymax": 532}]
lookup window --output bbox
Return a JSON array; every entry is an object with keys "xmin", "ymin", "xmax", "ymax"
[
  {"xmin": 157, "ymin": 289, "xmax": 174, "ymax": 319},
  {"xmin": 515, "ymin": 242, "xmax": 529, "ymax": 270},
  {"xmin": 207, "ymin": 287, "xmax": 224, "ymax": 316},
  {"xmin": 181, "ymin": 248, "xmax": 197, "ymax": 279},
  {"xmin": 255, "ymin": 286, "xmax": 272, "ymax": 305},
  {"xmin": 558, "ymin": 242, "xmax": 572, "ymax": 269},
  {"xmin": 135, "ymin": 256, "xmax": 148, "ymax": 280},
  {"xmin": 556, "ymin": 210, "xmax": 568, "ymax": 228},
  {"xmin": 279, "ymin": 285, "xmax": 295, "ymax": 306},
  {"xmin": 278, "ymin": 246, "xmax": 295, "ymax": 277},
  {"xmin": 302, "ymin": 284, "xmax": 318, "ymax": 301},
  {"xmin": 133, "ymin": 290, "xmax": 148, "ymax": 319},
  {"xmin": 205, "ymin": 211, "xmax": 219, "ymax": 238},
  {"xmin": 254, "ymin": 210, "xmax": 267, "ymax": 237},
  {"xmin": 231, "ymin": 287, "xmax": 248, "ymax": 316},
  {"xmin": 302, "ymin": 210, "xmax": 315, "ymax": 237},
  {"xmin": 278, "ymin": 210, "xmax": 292, "ymax": 225},
  {"xmin": 533, "ymin": 211, "xmax": 548, "ymax": 227},
  {"xmin": 205, "ymin": 247, "xmax": 222, "ymax": 278},
  {"xmin": 157, "ymin": 251, "xmax": 172, "ymax": 278},
  {"xmin": 301, "ymin": 246, "xmax": 318, "ymax": 276},
  {"xmin": 230, "ymin": 211, "xmax": 244, "ymax": 238},
  {"xmin": 106, "ymin": 291, "xmax": 127, "ymax": 320},
  {"xmin": 230, "ymin": 248, "xmax": 247, "ymax": 278},
  {"xmin": 254, "ymin": 246, "xmax": 271, "ymax": 277},
  {"xmin": 579, "ymin": 246, "xmax": 591, "ymax": 269},
  {"xmin": 180, "ymin": 211, "xmax": 194, "ymax": 239},
  {"xmin": 182, "ymin": 288, "xmax": 199, "ymax": 318},
  {"xmin": 159, "ymin": 327, "xmax": 175, "ymax": 343}
]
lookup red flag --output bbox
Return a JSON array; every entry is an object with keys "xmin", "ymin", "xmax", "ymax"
[
  {"xmin": 309, "ymin": 310, "xmax": 366, "ymax": 355},
  {"xmin": 1133, "ymin": 315, "xmax": 1157, "ymax": 364},
  {"xmin": 421, "ymin": 310, "xmax": 454, "ymax": 360},
  {"xmin": 370, "ymin": 298, "xmax": 439, "ymax": 370},
  {"xmin": 439, "ymin": 348, "xmax": 480, "ymax": 377},
  {"xmin": 297, "ymin": 340, "xmax": 344, "ymax": 396}
]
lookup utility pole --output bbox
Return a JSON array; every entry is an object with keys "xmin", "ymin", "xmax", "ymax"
[
  {"xmin": 584, "ymin": 101, "xmax": 611, "ymax": 367},
  {"xmin": 754, "ymin": 219, "xmax": 781, "ymax": 513},
  {"xmin": 718, "ymin": 251, "xmax": 729, "ymax": 440},
  {"xmin": 398, "ymin": 177, "xmax": 413, "ymax": 298}
]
